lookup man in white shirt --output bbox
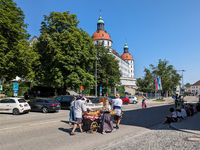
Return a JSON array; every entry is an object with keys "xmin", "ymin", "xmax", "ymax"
[
  {"xmin": 71, "ymin": 96, "xmax": 87, "ymax": 135},
  {"xmin": 112, "ymin": 94, "xmax": 123, "ymax": 129}
]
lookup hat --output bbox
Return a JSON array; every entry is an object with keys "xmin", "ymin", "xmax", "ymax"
[{"xmin": 115, "ymin": 93, "xmax": 120, "ymax": 98}]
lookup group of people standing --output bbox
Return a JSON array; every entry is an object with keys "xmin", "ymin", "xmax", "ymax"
[{"xmin": 69, "ymin": 93, "xmax": 123, "ymax": 135}]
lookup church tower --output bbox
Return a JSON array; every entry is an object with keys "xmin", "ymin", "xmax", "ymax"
[
  {"xmin": 92, "ymin": 13, "xmax": 112, "ymax": 52},
  {"xmin": 121, "ymin": 42, "xmax": 134, "ymax": 78}
]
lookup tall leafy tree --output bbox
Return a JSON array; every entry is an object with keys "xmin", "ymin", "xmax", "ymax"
[
  {"xmin": 34, "ymin": 11, "xmax": 96, "ymax": 90},
  {"xmin": 92, "ymin": 44, "xmax": 121, "ymax": 89},
  {"xmin": 184, "ymin": 83, "xmax": 191, "ymax": 88},
  {"xmin": 136, "ymin": 59, "xmax": 181, "ymax": 94},
  {"xmin": 150, "ymin": 59, "xmax": 181, "ymax": 94},
  {"xmin": 0, "ymin": 0, "xmax": 33, "ymax": 80}
]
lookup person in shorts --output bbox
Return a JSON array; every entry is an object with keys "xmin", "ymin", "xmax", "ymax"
[
  {"xmin": 71, "ymin": 96, "xmax": 87, "ymax": 135},
  {"xmin": 112, "ymin": 93, "xmax": 123, "ymax": 129}
]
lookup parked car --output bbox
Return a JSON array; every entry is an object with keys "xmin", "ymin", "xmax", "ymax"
[
  {"xmin": 28, "ymin": 98, "xmax": 60, "ymax": 113},
  {"xmin": 91, "ymin": 96, "xmax": 113, "ymax": 104},
  {"xmin": 127, "ymin": 96, "xmax": 138, "ymax": 104},
  {"xmin": 0, "ymin": 97, "xmax": 31, "ymax": 115},
  {"xmin": 109, "ymin": 96, "xmax": 130, "ymax": 104},
  {"xmin": 54, "ymin": 95, "xmax": 75, "ymax": 109}
]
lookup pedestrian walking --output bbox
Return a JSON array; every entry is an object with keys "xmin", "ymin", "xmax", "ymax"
[
  {"xmin": 71, "ymin": 95, "xmax": 87, "ymax": 135},
  {"xmin": 100, "ymin": 100, "xmax": 115, "ymax": 134},
  {"xmin": 69, "ymin": 97, "xmax": 76, "ymax": 125},
  {"xmin": 112, "ymin": 93, "xmax": 123, "ymax": 129},
  {"xmin": 142, "ymin": 94, "xmax": 147, "ymax": 108}
]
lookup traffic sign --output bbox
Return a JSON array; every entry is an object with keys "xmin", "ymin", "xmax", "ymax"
[
  {"xmin": 100, "ymin": 87, "xmax": 102, "ymax": 95},
  {"xmin": 13, "ymin": 82, "xmax": 19, "ymax": 90},
  {"xmin": 0, "ymin": 85, "xmax": 2, "ymax": 91},
  {"xmin": 173, "ymin": 88, "xmax": 176, "ymax": 91},
  {"xmin": 14, "ymin": 90, "xmax": 18, "ymax": 96},
  {"xmin": 172, "ymin": 95, "xmax": 175, "ymax": 99}
]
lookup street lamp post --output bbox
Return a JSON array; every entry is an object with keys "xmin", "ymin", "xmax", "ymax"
[
  {"xmin": 95, "ymin": 53, "xmax": 97, "ymax": 97},
  {"xmin": 177, "ymin": 70, "xmax": 186, "ymax": 93}
]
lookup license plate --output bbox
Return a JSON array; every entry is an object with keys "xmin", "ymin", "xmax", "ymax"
[
  {"xmin": 57, "ymin": 105, "xmax": 60, "ymax": 107},
  {"xmin": 24, "ymin": 104, "xmax": 28, "ymax": 107}
]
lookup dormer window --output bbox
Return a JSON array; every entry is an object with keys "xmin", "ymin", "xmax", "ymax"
[
  {"xmin": 102, "ymin": 34, "xmax": 104, "ymax": 37},
  {"xmin": 126, "ymin": 56, "xmax": 128, "ymax": 58}
]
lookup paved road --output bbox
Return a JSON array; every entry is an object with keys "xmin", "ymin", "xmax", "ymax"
[{"xmin": 0, "ymin": 96, "xmax": 198, "ymax": 150}]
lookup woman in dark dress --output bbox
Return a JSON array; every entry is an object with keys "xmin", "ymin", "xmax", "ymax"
[{"xmin": 100, "ymin": 100, "xmax": 115, "ymax": 134}]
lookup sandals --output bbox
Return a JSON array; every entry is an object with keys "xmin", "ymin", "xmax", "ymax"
[{"xmin": 70, "ymin": 132, "xmax": 76, "ymax": 135}]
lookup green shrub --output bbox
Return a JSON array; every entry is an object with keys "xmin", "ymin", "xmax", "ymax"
[{"xmin": 116, "ymin": 86, "xmax": 125, "ymax": 95}]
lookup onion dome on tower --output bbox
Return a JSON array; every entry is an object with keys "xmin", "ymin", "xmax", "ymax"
[
  {"xmin": 92, "ymin": 13, "xmax": 111, "ymax": 41},
  {"xmin": 121, "ymin": 42, "xmax": 133, "ymax": 60}
]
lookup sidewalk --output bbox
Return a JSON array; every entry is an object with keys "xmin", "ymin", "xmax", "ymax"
[{"xmin": 170, "ymin": 111, "xmax": 200, "ymax": 135}]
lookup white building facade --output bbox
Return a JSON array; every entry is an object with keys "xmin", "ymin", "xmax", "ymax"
[
  {"xmin": 191, "ymin": 80, "xmax": 200, "ymax": 95},
  {"xmin": 92, "ymin": 13, "xmax": 137, "ymax": 94}
]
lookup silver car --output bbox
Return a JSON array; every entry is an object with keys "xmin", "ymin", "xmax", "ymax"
[{"xmin": 127, "ymin": 96, "xmax": 138, "ymax": 104}]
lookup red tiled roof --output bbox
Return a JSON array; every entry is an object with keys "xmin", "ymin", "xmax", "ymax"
[
  {"xmin": 192, "ymin": 80, "xmax": 200, "ymax": 86},
  {"xmin": 112, "ymin": 49, "xmax": 120, "ymax": 57},
  {"xmin": 121, "ymin": 53, "xmax": 133, "ymax": 60},
  {"xmin": 92, "ymin": 30, "xmax": 111, "ymax": 41}
]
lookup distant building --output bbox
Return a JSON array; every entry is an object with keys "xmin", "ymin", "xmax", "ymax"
[
  {"xmin": 191, "ymin": 80, "xmax": 200, "ymax": 95},
  {"xmin": 92, "ymin": 13, "xmax": 137, "ymax": 94},
  {"xmin": 29, "ymin": 35, "xmax": 38, "ymax": 46},
  {"xmin": 187, "ymin": 87, "xmax": 191, "ymax": 92}
]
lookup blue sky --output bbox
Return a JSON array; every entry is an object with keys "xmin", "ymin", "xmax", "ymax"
[{"xmin": 14, "ymin": 0, "xmax": 200, "ymax": 85}]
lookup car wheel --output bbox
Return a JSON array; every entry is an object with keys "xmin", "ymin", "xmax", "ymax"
[
  {"xmin": 124, "ymin": 101, "xmax": 129, "ymax": 105},
  {"xmin": 13, "ymin": 108, "xmax": 20, "ymax": 115},
  {"xmin": 42, "ymin": 107, "xmax": 48, "ymax": 113},
  {"xmin": 133, "ymin": 101, "xmax": 136, "ymax": 104}
]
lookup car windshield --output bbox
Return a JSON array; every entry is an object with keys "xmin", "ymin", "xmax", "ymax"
[{"xmin": 120, "ymin": 96, "xmax": 126, "ymax": 99}]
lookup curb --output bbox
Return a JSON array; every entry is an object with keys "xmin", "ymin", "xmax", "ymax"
[{"xmin": 169, "ymin": 122, "xmax": 200, "ymax": 136}]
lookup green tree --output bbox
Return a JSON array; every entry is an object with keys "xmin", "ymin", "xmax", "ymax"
[
  {"xmin": 93, "ymin": 43, "xmax": 121, "ymax": 89},
  {"xmin": 185, "ymin": 82, "xmax": 191, "ymax": 88},
  {"xmin": 150, "ymin": 59, "xmax": 181, "ymax": 94},
  {"xmin": 136, "ymin": 59, "xmax": 181, "ymax": 94},
  {"xmin": 34, "ymin": 11, "xmax": 96, "ymax": 91},
  {"xmin": 0, "ymin": 0, "xmax": 34, "ymax": 80},
  {"xmin": 136, "ymin": 68, "xmax": 154, "ymax": 92}
]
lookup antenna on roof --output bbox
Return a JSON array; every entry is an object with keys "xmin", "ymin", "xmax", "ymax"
[{"xmin": 100, "ymin": 9, "xmax": 101, "ymax": 16}]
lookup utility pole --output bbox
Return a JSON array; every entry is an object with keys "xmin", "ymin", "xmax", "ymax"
[{"xmin": 95, "ymin": 52, "xmax": 97, "ymax": 97}]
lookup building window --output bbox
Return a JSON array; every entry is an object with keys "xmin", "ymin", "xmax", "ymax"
[
  {"xmin": 97, "ymin": 41, "xmax": 98, "ymax": 44},
  {"xmin": 126, "ymin": 56, "xmax": 128, "ymax": 58},
  {"xmin": 108, "ymin": 41, "xmax": 109, "ymax": 45},
  {"xmin": 102, "ymin": 41, "xmax": 104, "ymax": 45},
  {"xmin": 102, "ymin": 34, "xmax": 104, "ymax": 37},
  {"xmin": 196, "ymin": 86, "xmax": 198, "ymax": 88}
]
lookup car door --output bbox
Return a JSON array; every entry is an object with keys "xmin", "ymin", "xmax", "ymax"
[
  {"xmin": 0, "ymin": 99, "xmax": 10, "ymax": 113},
  {"xmin": 35, "ymin": 99, "xmax": 43, "ymax": 110},
  {"xmin": 7, "ymin": 99, "xmax": 16, "ymax": 113}
]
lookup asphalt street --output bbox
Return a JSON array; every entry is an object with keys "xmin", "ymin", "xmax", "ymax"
[{"xmin": 0, "ymin": 96, "xmax": 198, "ymax": 150}]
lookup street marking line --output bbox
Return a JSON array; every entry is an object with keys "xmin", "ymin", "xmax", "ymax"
[
  {"xmin": 0, "ymin": 126, "xmax": 22, "ymax": 131},
  {"xmin": 29, "ymin": 120, "xmax": 59, "ymax": 126}
]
